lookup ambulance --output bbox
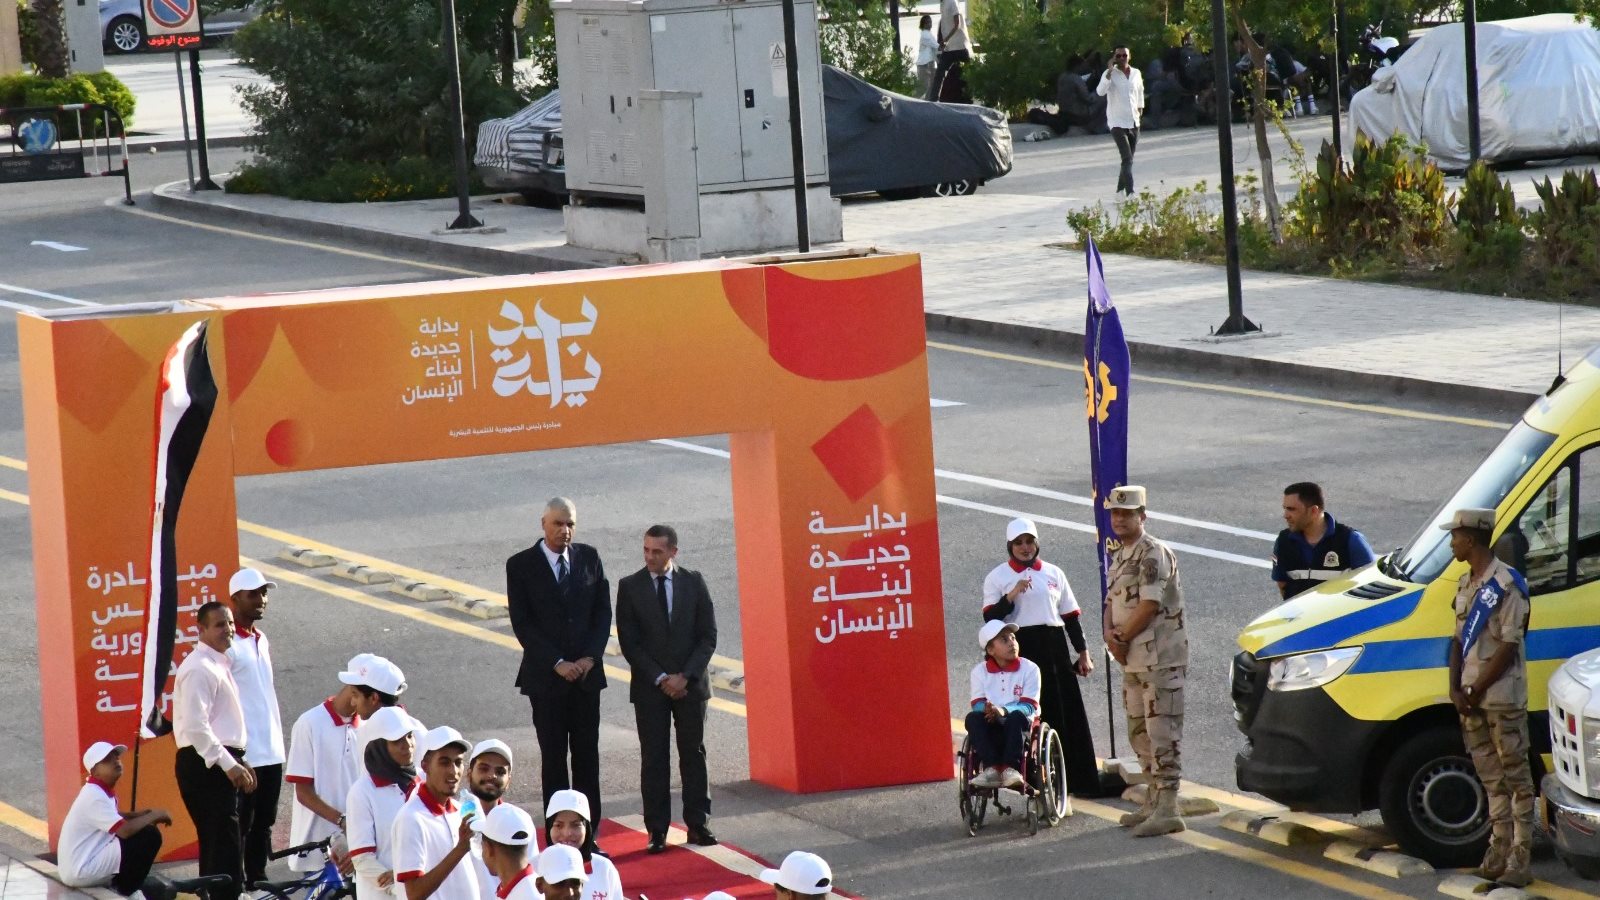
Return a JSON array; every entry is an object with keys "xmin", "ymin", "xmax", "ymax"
[{"xmin": 1233, "ymin": 352, "xmax": 1600, "ymax": 866}]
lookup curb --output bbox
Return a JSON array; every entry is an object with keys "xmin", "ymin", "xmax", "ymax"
[
  {"xmin": 278, "ymin": 546, "xmax": 338, "ymax": 568},
  {"xmin": 1436, "ymin": 873, "xmax": 1539, "ymax": 899},
  {"xmin": 1218, "ymin": 810, "xmax": 1323, "ymax": 846},
  {"xmin": 925, "ymin": 313, "xmax": 1540, "ymax": 413},
  {"xmin": 331, "ymin": 563, "xmax": 394, "ymax": 586},
  {"xmin": 387, "ymin": 580, "xmax": 453, "ymax": 603},
  {"xmin": 447, "ymin": 595, "xmax": 508, "ymax": 619},
  {"xmin": 1324, "ymin": 840, "xmax": 1435, "ymax": 878},
  {"xmin": 129, "ymin": 134, "xmax": 254, "ymax": 153},
  {"xmin": 0, "ymin": 837, "xmax": 110, "ymax": 900},
  {"xmin": 146, "ymin": 184, "xmax": 621, "ymax": 275}
]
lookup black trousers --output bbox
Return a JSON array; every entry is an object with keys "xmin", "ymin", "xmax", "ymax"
[
  {"xmin": 111, "ymin": 826, "xmax": 163, "ymax": 895},
  {"xmin": 238, "ymin": 762, "xmax": 282, "ymax": 882},
  {"xmin": 1015, "ymin": 624, "xmax": 1101, "ymax": 796},
  {"xmin": 634, "ymin": 694, "xmax": 710, "ymax": 836},
  {"xmin": 965, "ymin": 709, "xmax": 1029, "ymax": 770},
  {"xmin": 928, "ymin": 48, "xmax": 970, "ymax": 101},
  {"xmin": 529, "ymin": 689, "xmax": 603, "ymax": 831},
  {"xmin": 175, "ymin": 747, "xmax": 244, "ymax": 900},
  {"xmin": 1111, "ymin": 126, "xmax": 1139, "ymax": 194}
]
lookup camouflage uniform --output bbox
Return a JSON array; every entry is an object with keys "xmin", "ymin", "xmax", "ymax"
[
  {"xmin": 1454, "ymin": 556, "xmax": 1533, "ymax": 881},
  {"xmin": 1107, "ymin": 532, "xmax": 1188, "ymax": 792}
]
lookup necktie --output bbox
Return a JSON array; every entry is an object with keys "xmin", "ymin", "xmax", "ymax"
[
  {"xmin": 556, "ymin": 554, "xmax": 568, "ymax": 585},
  {"xmin": 656, "ymin": 574, "xmax": 669, "ymax": 620}
]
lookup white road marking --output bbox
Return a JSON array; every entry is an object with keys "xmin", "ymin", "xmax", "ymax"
[
  {"xmin": 29, "ymin": 241, "xmax": 86, "ymax": 252},
  {"xmin": 650, "ymin": 439, "xmax": 1272, "ymax": 569},
  {"xmin": 0, "ymin": 282, "xmax": 99, "ymax": 306}
]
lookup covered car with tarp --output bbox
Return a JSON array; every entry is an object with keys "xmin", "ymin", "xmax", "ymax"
[
  {"xmin": 1351, "ymin": 14, "xmax": 1600, "ymax": 170},
  {"xmin": 823, "ymin": 64, "xmax": 1012, "ymax": 197}
]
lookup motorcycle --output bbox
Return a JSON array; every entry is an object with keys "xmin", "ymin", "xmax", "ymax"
[{"xmin": 1345, "ymin": 21, "xmax": 1403, "ymax": 95}]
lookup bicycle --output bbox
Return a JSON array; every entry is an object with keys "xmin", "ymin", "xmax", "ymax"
[{"xmin": 247, "ymin": 836, "xmax": 353, "ymax": 900}]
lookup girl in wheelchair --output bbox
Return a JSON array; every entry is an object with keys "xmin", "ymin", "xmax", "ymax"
[{"xmin": 966, "ymin": 621, "xmax": 1042, "ymax": 790}]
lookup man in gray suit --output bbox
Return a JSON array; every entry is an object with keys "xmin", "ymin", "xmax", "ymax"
[{"xmin": 615, "ymin": 524, "xmax": 718, "ymax": 854}]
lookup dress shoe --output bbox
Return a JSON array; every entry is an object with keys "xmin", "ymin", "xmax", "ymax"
[
  {"xmin": 686, "ymin": 826, "xmax": 719, "ymax": 846},
  {"xmin": 646, "ymin": 833, "xmax": 668, "ymax": 854}
]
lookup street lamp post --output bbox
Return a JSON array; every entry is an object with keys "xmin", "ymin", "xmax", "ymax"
[
  {"xmin": 1330, "ymin": 0, "xmax": 1343, "ymax": 159},
  {"xmin": 1208, "ymin": 0, "xmax": 1258, "ymax": 336},
  {"xmin": 442, "ymin": 0, "xmax": 485, "ymax": 230},
  {"xmin": 1464, "ymin": 0, "xmax": 1482, "ymax": 163},
  {"xmin": 780, "ymin": 0, "xmax": 810, "ymax": 252}
]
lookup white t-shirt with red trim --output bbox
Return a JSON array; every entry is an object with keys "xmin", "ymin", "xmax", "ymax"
[
  {"xmin": 531, "ymin": 838, "xmax": 621, "ymax": 900},
  {"xmin": 981, "ymin": 558, "xmax": 1078, "ymax": 628},
  {"xmin": 227, "ymin": 624, "xmax": 286, "ymax": 768},
  {"xmin": 285, "ymin": 698, "xmax": 363, "ymax": 872},
  {"xmin": 969, "ymin": 656, "xmax": 1042, "ymax": 719},
  {"xmin": 495, "ymin": 864, "xmax": 540, "ymax": 900},
  {"xmin": 58, "ymin": 779, "xmax": 122, "ymax": 887},
  {"xmin": 347, "ymin": 774, "xmax": 418, "ymax": 900},
  {"xmin": 393, "ymin": 784, "xmax": 479, "ymax": 900}
]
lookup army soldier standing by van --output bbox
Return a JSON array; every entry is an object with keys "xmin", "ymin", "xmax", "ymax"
[
  {"xmin": 1103, "ymin": 485, "xmax": 1188, "ymax": 837},
  {"xmin": 1445, "ymin": 508, "xmax": 1534, "ymax": 887},
  {"xmin": 1271, "ymin": 483, "xmax": 1376, "ymax": 599}
]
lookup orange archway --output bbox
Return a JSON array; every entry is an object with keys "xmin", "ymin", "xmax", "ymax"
[{"xmin": 19, "ymin": 252, "xmax": 951, "ymax": 856}]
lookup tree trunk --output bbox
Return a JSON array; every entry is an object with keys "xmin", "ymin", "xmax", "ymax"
[
  {"xmin": 499, "ymin": 3, "xmax": 515, "ymax": 89},
  {"xmin": 1239, "ymin": 18, "xmax": 1283, "ymax": 244},
  {"xmin": 32, "ymin": 0, "xmax": 69, "ymax": 78}
]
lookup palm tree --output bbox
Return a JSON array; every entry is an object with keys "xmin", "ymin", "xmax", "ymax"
[{"xmin": 32, "ymin": 0, "xmax": 70, "ymax": 77}]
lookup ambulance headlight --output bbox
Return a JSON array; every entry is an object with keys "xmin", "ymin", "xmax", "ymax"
[{"xmin": 1267, "ymin": 647, "xmax": 1363, "ymax": 692}]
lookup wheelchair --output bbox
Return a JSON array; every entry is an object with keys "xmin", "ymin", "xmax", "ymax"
[{"xmin": 957, "ymin": 717, "xmax": 1071, "ymax": 836}]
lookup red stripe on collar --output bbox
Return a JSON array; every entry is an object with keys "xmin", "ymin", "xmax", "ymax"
[
  {"xmin": 417, "ymin": 783, "xmax": 457, "ymax": 815},
  {"xmin": 322, "ymin": 698, "xmax": 354, "ymax": 726},
  {"xmin": 87, "ymin": 776, "xmax": 116, "ymax": 798},
  {"xmin": 985, "ymin": 658, "xmax": 1021, "ymax": 673},
  {"xmin": 496, "ymin": 865, "xmax": 535, "ymax": 899},
  {"xmin": 1007, "ymin": 558, "xmax": 1042, "ymax": 573}
]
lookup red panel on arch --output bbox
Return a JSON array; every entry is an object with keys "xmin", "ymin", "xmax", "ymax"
[
  {"xmin": 811, "ymin": 404, "xmax": 892, "ymax": 501},
  {"xmin": 761, "ymin": 265, "xmax": 924, "ymax": 381}
]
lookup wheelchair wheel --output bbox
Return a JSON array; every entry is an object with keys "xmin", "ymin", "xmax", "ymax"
[
  {"xmin": 1037, "ymin": 726, "xmax": 1070, "ymax": 826},
  {"xmin": 957, "ymin": 736, "xmax": 987, "ymax": 836}
]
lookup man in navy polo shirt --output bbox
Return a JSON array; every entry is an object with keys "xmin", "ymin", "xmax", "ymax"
[{"xmin": 1271, "ymin": 482, "xmax": 1376, "ymax": 599}]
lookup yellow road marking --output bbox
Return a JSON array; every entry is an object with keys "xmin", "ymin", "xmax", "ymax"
[
  {"xmin": 0, "ymin": 800, "xmax": 47, "ymax": 841},
  {"xmin": 927, "ymin": 340, "xmax": 1511, "ymax": 431},
  {"xmin": 119, "ymin": 206, "xmax": 487, "ymax": 277},
  {"xmin": 1073, "ymin": 799, "xmax": 1413, "ymax": 899},
  {"xmin": 0, "ymin": 488, "xmax": 28, "ymax": 506},
  {"xmin": 0, "ymin": 456, "xmax": 24, "ymax": 471}
]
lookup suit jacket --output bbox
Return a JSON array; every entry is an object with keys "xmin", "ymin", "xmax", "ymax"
[
  {"xmin": 615, "ymin": 565, "xmax": 718, "ymax": 704},
  {"xmin": 506, "ymin": 541, "xmax": 611, "ymax": 698}
]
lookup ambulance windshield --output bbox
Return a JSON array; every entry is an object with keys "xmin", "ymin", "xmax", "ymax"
[{"xmin": 1389, "ymin": 421, "xmax": 1556, "ymax": 584}]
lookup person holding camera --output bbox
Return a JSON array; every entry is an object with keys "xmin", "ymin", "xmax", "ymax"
[{"xmin": 1096, "ymin": 46, "xmax": 1145, "ymax": 195}]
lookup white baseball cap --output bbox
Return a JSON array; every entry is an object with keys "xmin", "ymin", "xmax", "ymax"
[
  {"xmin": 760, "ymin": 851, "xmax": 833, "ymax": 895},
  {"xmin": 419, "ymin": 726, "xmax": 471, "ymax": 756},
  {"xmin": 545, "ymin": 788, "xmax": 590, "ymax": 822},
  {"xmin": 82, "ymin": 741, "xmax": 127, "ymax": 773},
  {"xmin": 470, "ymin": 803, "xmax": 536, "ymax": 846},
  {"xmin": 979, "ymin": 620, "xmax": 1018, "ymax": 650},
  {"xmin": 1005, "ymin": 518, "xmax": 1038, "ymax": 543},
  {"xmin": 470, "ymin": 738, "xmax": 513, "ymax": 768},
  {"xmin": 339, "ymin": 654, "xmax": 408, "ymax": 696},
  {"xmin": 228, "ymin": 567, "xmax": 277, "ymax": 595},
  {"xmin": 703, "ymin": 893, "xmax": 738, "ymax": 900},
  {"xmin": 536, "ymin": 844, "xmax": 588, "ymax": 885},
  {"xmin": 359, "ymin": 707, "xmax": 418, "ymax": 747}
]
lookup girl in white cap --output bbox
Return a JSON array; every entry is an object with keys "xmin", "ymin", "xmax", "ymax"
[
  {"xmin": 538, "ymin": 791, "xmax": 622, "ymax": 900},
  {"xmin": 347, "ymin": 709, "xmax": 424, "ymax": 900}
]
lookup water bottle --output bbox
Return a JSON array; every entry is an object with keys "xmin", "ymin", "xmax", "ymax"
[{"xmin": 459, "ymin": 792, "xmax": 481, "ymax": 822}]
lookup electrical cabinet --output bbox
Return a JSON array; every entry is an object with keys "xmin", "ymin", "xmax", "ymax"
[{"xmin": 554, "ymin": 0, "xmax": 829, "ymax": 197}]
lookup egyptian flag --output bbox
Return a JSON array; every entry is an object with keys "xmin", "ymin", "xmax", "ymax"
[{"xmin": 138, "ymin": 321, "xmax": 219, "ymax": 739}]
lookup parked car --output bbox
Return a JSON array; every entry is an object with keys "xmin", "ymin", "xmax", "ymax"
[
  {"xmin": 1544, "ymin": 648, "xmax": 1600, "ymax": 879},
  {"xmin": 100, "ymin": 0, "xmax": 260, "ymax": 54},
  {"xmin": 473, "ymin": 66, "xmax": 1012, "ymax": 204},
  {"xmin": 1351, "ymin": 13, "xmax": 1600, "ymax": 170}
]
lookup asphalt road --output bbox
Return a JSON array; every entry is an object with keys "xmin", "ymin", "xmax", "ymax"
[{"xmin": 0, "ymin": 152, "xmax": 1590, "ymax": 898}]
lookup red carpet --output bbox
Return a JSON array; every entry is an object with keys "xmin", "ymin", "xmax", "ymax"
[{"xmin": 596, "ymin": 819, "xmax": 776, "ymax": 900}]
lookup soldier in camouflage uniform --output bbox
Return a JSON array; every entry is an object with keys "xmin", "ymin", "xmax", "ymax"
[
  {"xmin": 1102, "ymin": 485, "xmax": 1188, "ymax": 837},
  {"xmin": 1445, "ymin": 508, "xmax": 1534, "ymax": 887}
]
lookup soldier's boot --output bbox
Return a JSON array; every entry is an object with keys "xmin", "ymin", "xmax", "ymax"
[
  {"xmin": 1132, "ymin": 786, "xmax": 1186, "ymax": 837},
  {"xmin": 1472, "ymin": 840, "xmax": 1507, "ymax": 882},
  {"xmin": 1498, "ymin": 844, "xmax": 1533, "ymax": 887},
  {"xmin": 1118, "ymin": 786, "xmax": 1155, "ymax": 827}
]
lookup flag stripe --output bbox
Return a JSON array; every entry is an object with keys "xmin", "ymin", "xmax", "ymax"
[{"xmin": 1085, "ymin": 238, "xmax": 1131, "ymax": 613}]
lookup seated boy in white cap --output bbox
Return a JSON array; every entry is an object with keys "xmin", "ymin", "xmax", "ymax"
[
  {"xmin": 966, "ymin": 621, "xmax": 1042, "ymax": 790},
  {"xmin": 534, "ymin": 845, "xmax": 586, "ymax": 900},
  {"xmin": 59, "ymin": 741, "xmax": 171, "ymax": 895},
  {"xmin": 538, "ymin": 790, "xmax": 621, "ymax": 900},
  {"xmin": 471, "ymin": 804, "xmax": 539, "ymax": 900},
  {"xmin": 759, "ymin": 851, "xmax": 833, "ymax": 900}
]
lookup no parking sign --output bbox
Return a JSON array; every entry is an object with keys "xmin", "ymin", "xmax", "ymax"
[{"xmin": 141, "ymin": 0, "xmax": 203, "ymax": 51}]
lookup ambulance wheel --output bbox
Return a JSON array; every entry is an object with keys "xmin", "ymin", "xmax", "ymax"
[{"xmin": 1378, "ymin": 726, "xmax": 1490, "ymax": 867}]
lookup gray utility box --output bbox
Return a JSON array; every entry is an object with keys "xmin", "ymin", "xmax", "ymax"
[{"xmin": 553, "ymin": 0, "xmax": 829, "ymax": 198}]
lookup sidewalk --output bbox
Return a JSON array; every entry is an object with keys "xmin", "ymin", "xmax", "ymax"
[
  {"xmin": 0, "ymin": 839, "xmax": 115, "ymax": 900},
  {"xmin": 148, "ymin": 179, "xmax": 1600, "ymax": 408}
]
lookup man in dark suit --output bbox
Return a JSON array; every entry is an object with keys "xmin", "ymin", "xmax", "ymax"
[
  {"xmin": 615, "ymin": 524, "xmax": 719, "ymax": 854},
  {"xmin": 506, "ymin": 496, "xmax": 611, "ymax": 853}
]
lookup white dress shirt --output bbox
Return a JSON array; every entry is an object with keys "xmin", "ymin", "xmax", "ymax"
[
  {"xmin": 228, "ymin": 624, "xmax": 286, "ymax": 768},
  {"xmin": 1097, "ymin": 65, "xmax": 1145, "ymax": 129},
  {"xmin": 174, "ymin": 642, "xmax": 248, "ymax": 771},
  {"xmin": 938, "ymin": 0, "xmax": 968, "ymax": 52},
  {"xmin": 917, "ymin": 31, "xmax": 937, "ymax": 66},
  {"xmin": 539, "ymin": 541, "xmax": 569, "ymax": 580}
]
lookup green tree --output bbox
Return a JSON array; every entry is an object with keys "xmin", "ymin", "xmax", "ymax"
[{"xmin": 818, "ymin": 0, "xmax": 916, "ymax": 95}]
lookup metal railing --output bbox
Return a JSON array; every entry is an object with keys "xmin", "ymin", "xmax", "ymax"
[{"xmin": 1, "ymin": 102, "xmax": 134, "ymax": 204}]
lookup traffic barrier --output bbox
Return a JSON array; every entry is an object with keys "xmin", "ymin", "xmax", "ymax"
[
  {"xmin": 1, "ymin": 104, "xmax": 132, "ymax": 204},
  {"xmin": 1324, "ymin": 840, "xmax": 1434, "ymax": 878},
  {"xmin": 1218, "ymin": 810, "xmax": 1323, "ymax": 846}
]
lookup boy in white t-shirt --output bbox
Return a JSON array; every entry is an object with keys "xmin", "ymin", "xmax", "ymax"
[
  {"xmin": 393, "ymin": 727, "xmax": 479, "ymax": 900},
  {"xmin": 471, "ymin": 804, "xmax": 538, "ymax": 900},
  {"xmin": 533, "ymin": 846, "xmax": 585, "ymax": 900},
  {"xmin": 966, "ymin": 621, "xmax": 1042, "ymax": 790},
  {"xmin": 59, "ymin": 742, "xmax": 171, "ymax": 895}
]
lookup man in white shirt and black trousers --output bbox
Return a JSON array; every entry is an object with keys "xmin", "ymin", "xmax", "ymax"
[
  {"xmin": 982, "ymin": 518, "xmax": 1106, "ymax": 797},
  {"xmin": 225, "ymin": 567, "xmax": 285, "ymax": 886},
  {"xmin": 174, "ymin": 601, "xmax": 257, "ymax": 900},
  {"xmin": 1096, "ymin": 46, "xmax": 1145, "ymax": 195}
]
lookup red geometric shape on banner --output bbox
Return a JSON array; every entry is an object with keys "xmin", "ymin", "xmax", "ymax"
[
  {"xmin": 811, "ymin": 404, "xmax": 892, "ymax": 501},
  {"xmin": 758, "ymin": 265, "xmax": 923, "ymax": 381},
  {"xmin": 56, "ymin": 321, "xmax": 147, "ymax": 433},
  {"xmin": 264, "ymin": 418, "xmax": 313, "ymax": 467}
]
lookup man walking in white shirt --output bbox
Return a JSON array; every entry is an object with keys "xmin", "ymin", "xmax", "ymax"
[
  {"xmin": 225, "ymin": 567, "xmax": 285, "ymax": 886},
  {"xmin": 174, "ymin": 601, "xmax": 257, "ymax": 900},
  {"xmin": 1096, "ymin": 46, "xmax": 1145, "ymax": 195}
]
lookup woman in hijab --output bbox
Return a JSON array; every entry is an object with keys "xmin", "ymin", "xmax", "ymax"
[
  {"xmin": 345, "ymin": 708, "xmax": 423, "ymax": 900},
  {"xmin": 538, "ymin": 790, "xmax": 622, "ymax": 900}
]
